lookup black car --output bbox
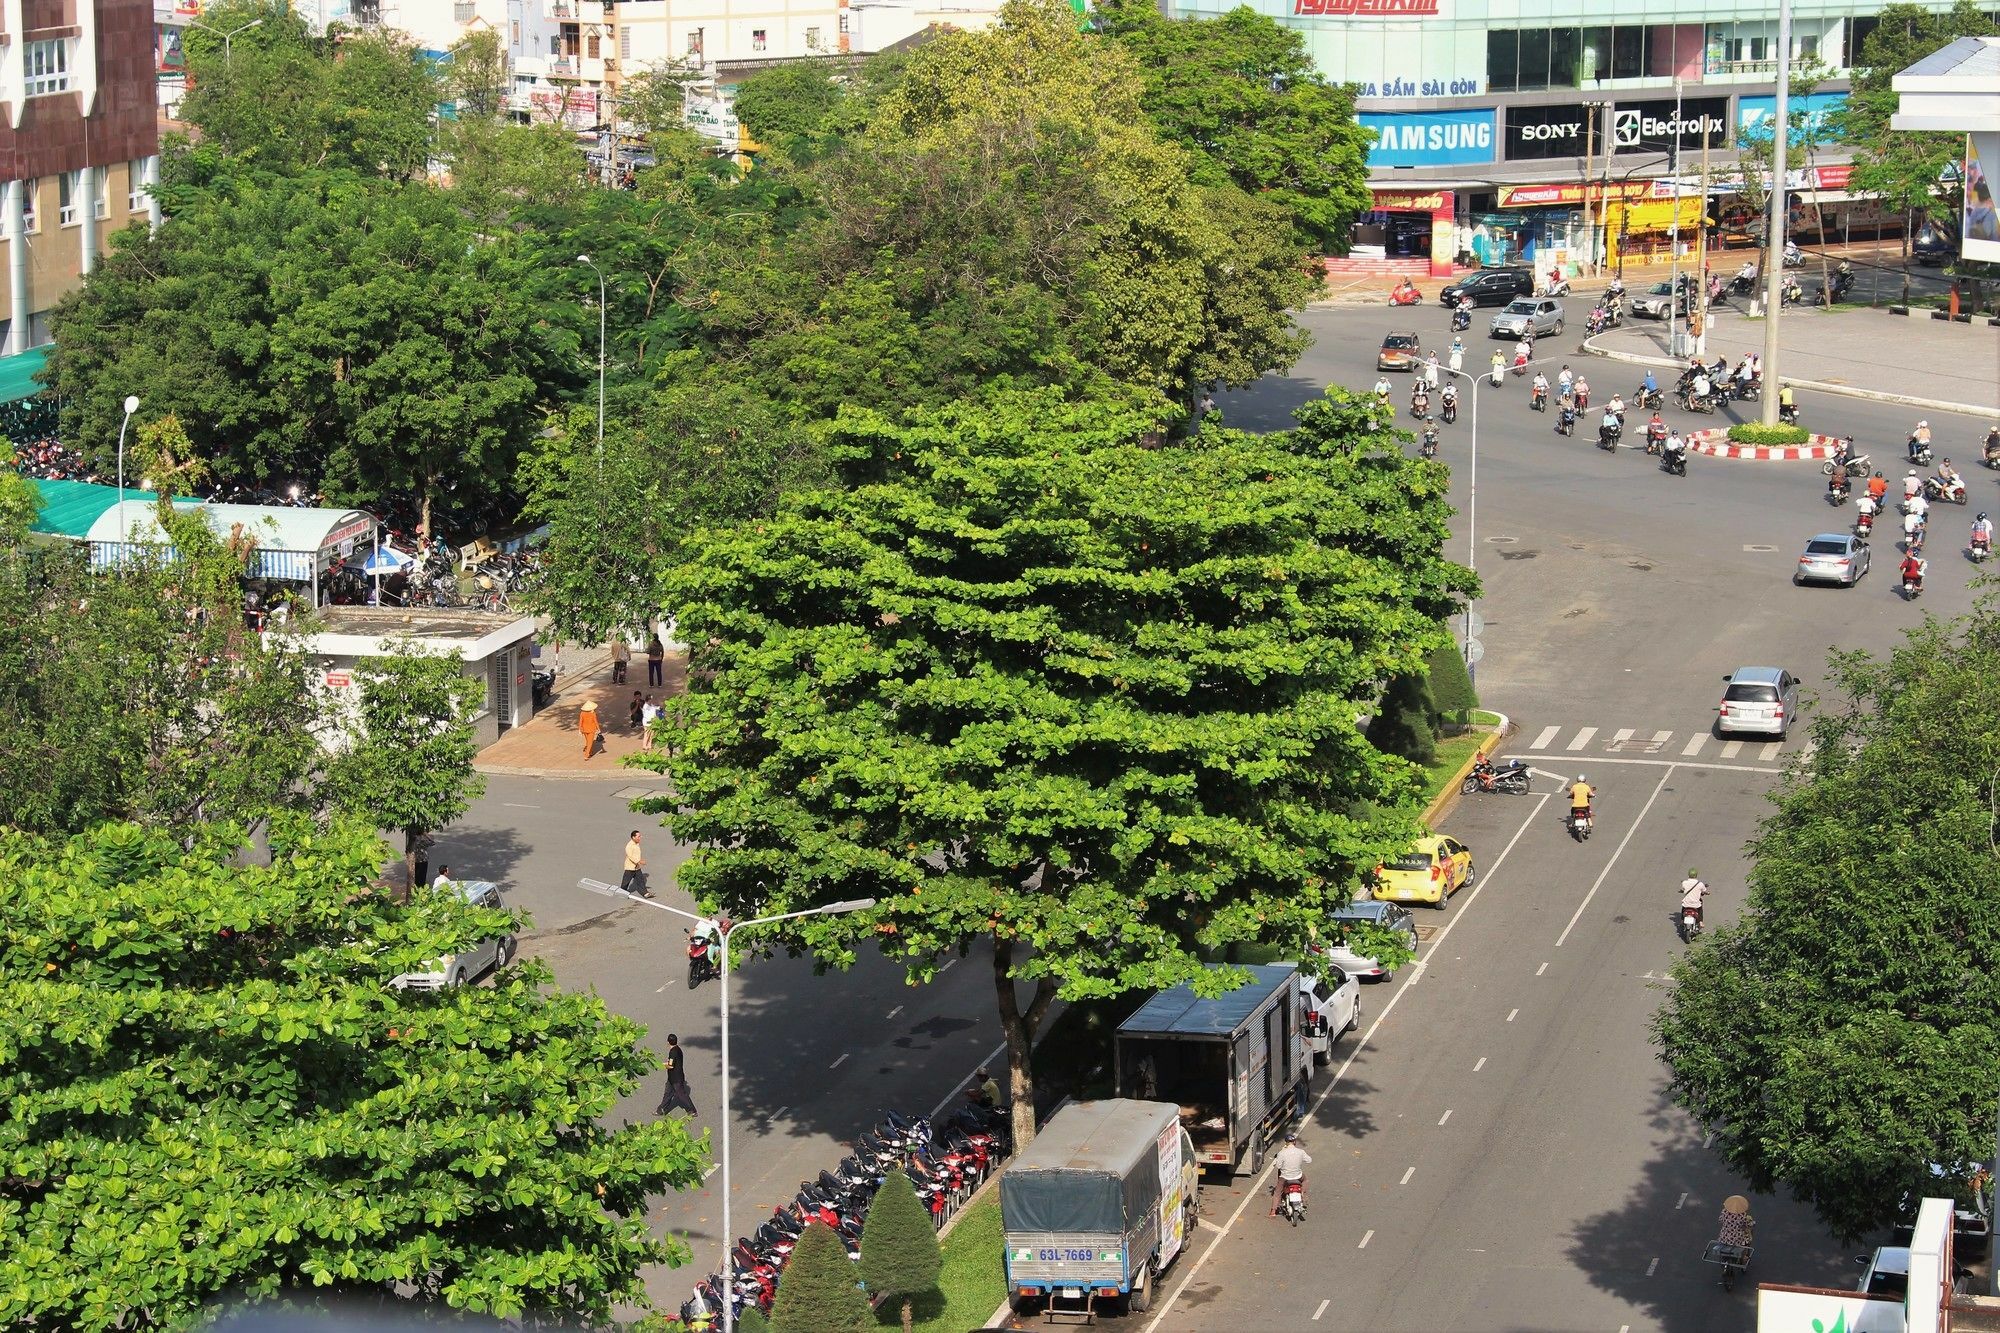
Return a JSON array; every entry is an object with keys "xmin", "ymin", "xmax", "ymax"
[
  {"xmin": 1913, "ymin": 227, "xmax": 1957, "ymax": 267},
  {"xmin": 1439, "ymin": 267, "xmax": 1534, "ymax": 308}
]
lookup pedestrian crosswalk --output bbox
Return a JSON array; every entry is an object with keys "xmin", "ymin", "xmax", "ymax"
[{"xmin": 1521, "ymin": 723, "xmax": 1786, "ymax": 763}]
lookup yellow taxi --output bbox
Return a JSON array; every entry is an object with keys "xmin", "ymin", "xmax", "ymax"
[{"xmin": 1372, "ymin": 835, "xmax": 1475, "ymax": 909}]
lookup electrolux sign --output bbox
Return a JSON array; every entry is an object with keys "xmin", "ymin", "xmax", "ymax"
[
  {"xmin": 1610, "ymin": 97, "xmax": 1730, "ymax": 152},
  {"xmin": 1362, "ymin": 110, "xmax": 1497, "ymax": 167}
]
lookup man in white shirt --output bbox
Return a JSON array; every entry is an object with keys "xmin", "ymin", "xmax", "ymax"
[{"xmin": 1680, "ymin": 872, "xmax": 1709, "ymax": 928}]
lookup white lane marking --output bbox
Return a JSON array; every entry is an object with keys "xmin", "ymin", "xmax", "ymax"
[
  {"xmin": 1555, "ymin": 766, "xmax": 1677, "ymax": 949},
  {"xmin": 1531, "ymin": 724, "xmax": 1562, "ymax": 750},
  {"xmin": 1647, "ymin": 729, "xmax": 1673, "ymax": 752},
  {"xmin": 886, "ymin": 1005, "xmax": 903, "ymax": 1020},
  {"xmin": 1506, "ymin": 1008, "xmax": 1519, "ymax": 1022},
  {"xmin": 1400, "ymin": 1166, "xmax": 1416, "ymax": 1185},
  {"xmin": 1676, "ymin": 1192, "xmax": 1688, "ymax": 1209},
  {"xmin": 774, "ymin": 1105, "xmax": 788, "ymax": 1118},
  {"xmin": 656, "ymin": 979, "xmax": 675, "ymax": 992},
  {"xmin": 1438, "ymin": 1109, "xmax": 1453, "ymax": 1126},
  {"xmin": 829, "ymin": 1053, "xmax": 849, "ymax": 1070},
  {"xmin": 1358, "ymin": 1230, "xmax": 1375, "ymax": 1249},
  {"xmin": 1566, "ymin": 726, "xmax": 1598, "ymax": 751},
  {"xmin": 1473, "ymin": 1057, "xmax": 1486, "ymax": 1072},
  {"xmin": 1646, "ymin": 1257, "xmax": 1659, "ymax": 1277},
  {"xmin": 939, "ymin": 958, "xmax": 958, "ymax": 973},
  {"xmin": 1535, "ymin": 962, "xmax": 1548, "ymax": 976},
  {"xmin": 1142, "ymin": 792, "xmax": 1552, "ymax": 1333},
  {"xmin": 1312, "ymin": 1299, "xmax": 1331, "ymax": 1321},
  {"xmin": 1760, "ymin": 741, "xmax": 1783, "ymax": 760},
  {"xmin": 1506, "ymin": 753, "xmax": 1779, "ymax": 774},
  {"xmin": 1681, "ymin": 733, "xmax": 1708, "ymax": 757},
  {"xmin": 1609, "ymin": 727, "xmax": 1635, "ymax": 748},
  {"xmin": 503, "ymin": 802, "xmax": 540, "ymax": 809},
  {"xmin": 1720, "ymin": 740, "xmax": 1744, "ymax": 759},
  {"xmin": 1197, "ymin": 1217, "xmax": 1224, "ymax": 1234},
  {"xmin": 705, "ymin": 1164, "xmax": 720, "ymax": 1180}
]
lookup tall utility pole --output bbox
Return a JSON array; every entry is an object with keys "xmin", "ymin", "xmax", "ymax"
[
  {"xmin": 1667, "ymin": 80, "xmax": 1685, "ymax": 359},
  {"xmin": 1759, "ymin": 0, "xmax": 1794, "ymax": 427},
  {"xmin": 1694, "ymin": 130, "xmax": 1712, "ymax": 357},
  {"xmin": 1582, "ymin": 107, "xmax": 1597, "ymax": 278}
]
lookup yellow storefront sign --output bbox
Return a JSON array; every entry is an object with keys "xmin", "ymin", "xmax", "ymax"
[{"xmin": 1605, "ymin": 198, "xmax": 1711, "ymax": 264}]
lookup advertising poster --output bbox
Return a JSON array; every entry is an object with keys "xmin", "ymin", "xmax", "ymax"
[{"xmin": 1965, "ymin": 132, "xmax": 2000, "ymax": 264}]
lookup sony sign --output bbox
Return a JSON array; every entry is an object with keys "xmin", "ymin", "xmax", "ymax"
[
  {"xmin": 1610, "ymin": 97, "xmax": 1731, "ymax": 151},
  {"xmin": 1505, "ymin": 104, "xmax": 1596, "ymax": 161}
]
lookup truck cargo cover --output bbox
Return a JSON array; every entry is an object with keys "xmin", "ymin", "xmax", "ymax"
[
  {"xmin": 1118, "ymin": 964, "xmax": 1297, "ymax": 1038},
  {"xmin": 1001, "ymin": 1100, "xmax": 1178, "ymax": 1235}
]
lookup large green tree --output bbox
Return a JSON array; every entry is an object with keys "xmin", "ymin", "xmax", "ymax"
[
  {"xmin": 1653, "ymin": 607, "xmax": 2000, "ymax": 1241},
  {"xmin": 638, "ymin": 386, "xmax": 1473, "ymax": 1147},
  {"xmin": 1092, "ymin": 0, "xmax": 1373, "ymax": 252},
  {"xmin": 0, "ymin": 507, "xmax": 322, "ymax": 836},
  {"xmin": 732, "ymin": 58, "xmax": 852, "ymax": 149},
  {"xmin": 0, "ymin": 817, "xmax": 706, "ymax": 1328}
]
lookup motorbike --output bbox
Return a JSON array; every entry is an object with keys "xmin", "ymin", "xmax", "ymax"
[
  {"xmin": 1569, "ymin": 805, "xmax": 1594, "ymax": 841},
  {"xmin": 1451, "ymin": 305, "xmax": 1472, "ymax": 332},
  {"xmin": 1904, "ymin": 569, "xmax": 1925, "ymax": 599},
  {"xmin": 1586, "ymin": 306, "xmax": 1612, "ymax": 336},
  {"xmin": 687, "ymin": 929, "xmax": 719, "ymax": 988},
  {"xmin": 1462, "ymin": 760, "xmax": 1532, "ymax": 795},
  {"xmin": 1420, "ymin": 430, "xmax": 1439, "ymax": 460},
  {"xmin": 1663, "ymin": 445, "xmax": 1689, "ymax": 477},
  {"xmin": 530, "ymin": 665, "xmax": 557, "ymax": 708},
  {"xmin": 1972, "ymin": 533, "xmax": 1992, "ymax": 563},
  {"xmin": 1816, "ymin": 270, "xmax": 1856, "ymax": 306},
  {"xmin": 1680, "ymin": 902, "xmax": 1703, "ymax": 942},
  {"xmin": 1728, "ymin": 271, "xmax": 1758, "ymax": 295},
  {"xmin": 1276, "ymin": 1177, "xmax": 1307, "ymax": 1226},
  {"xmin": 1410, "ymin": 392, "xmax": 1430, "ymax": 419},
  {"xmin": 1828, "ymin": 477, "xmax": 1851, "ymax": 504},
  {"xmin": 1925, "ymin": 475, "xmax": 1968, "ymax": 505},
  {"xmin": 1856, "ymin": 502, "xmax": 1876, "ymax": 538},
  {"xmin": 1635, "ymin": 387, "xmax": 1663, "ymax": 412},
  {"xmin": 1542, "ymin": 272, "xmax": 1572, "ymax": 297},
  {"xmin": 1821, "ymin": 448, "xmax": 1866, "ymax": 476},
  {"xmin": 1441, "ymin": 398, "xmax": 1458, "ymax": 424},
  {"xmin": 1728, "ymin": 378, "xmax": 1761, "ymax": 402},
  {"xmin": 1783, "ymin": 241, "xmax": 1803, "ymax": 267},
  {"xmin": 1531, "ymin": 386, "xmax": 1548, "ymax": 412},
  {"xmin": 1908, "ymin": 440, "xmax": 1936, "ymax": 467},
  {"xmin": 1598, "ymin": 422, "xmax": 1622, "ymax": 451},
  {"xmin": 1389, "ymin": 284, "xmax": 1423, "ymax": 306},
  {"xmin": 1677, "ymin": 388, "xmax": 1719, "ymax": 414},
  {"xmin": 1555, "ymin": 404, "xmax": 1578, "ymax": 437},
  {"xmin": 1644, "ymin": 426, "xmax": 1667, "ymax": 456},
  {"xmin": 1781, "ymin": 280, "xmax": 1806, "ymax": 306}
]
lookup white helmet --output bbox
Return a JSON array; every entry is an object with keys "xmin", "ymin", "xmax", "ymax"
[{"xmin": 1919, "ymin": 420, "xmax": 1929, "ymax": 427}]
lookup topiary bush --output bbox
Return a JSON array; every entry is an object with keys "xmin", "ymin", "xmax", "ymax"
[{"xmin": 1727, "ymin": 422, "xmax": 1811, "ymax": 446}]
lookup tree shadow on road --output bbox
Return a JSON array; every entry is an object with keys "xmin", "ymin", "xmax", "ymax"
[{"xmin": 1565, "ymin": 1090, "xmax": 1864, "ymax": 1333}]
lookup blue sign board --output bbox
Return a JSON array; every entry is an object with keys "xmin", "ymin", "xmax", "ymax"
[
  {"xmin": 1361, "ymin": 109, "xmax": 1499, "ymax": 168},
  {"xmin": 1736, "ymin": 92, "xmax": 1849, "ymax": 143}
]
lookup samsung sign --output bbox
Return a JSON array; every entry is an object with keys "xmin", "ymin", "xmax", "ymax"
[{"xmin": 1362, "ymin": 109, "xmax": 1498, "ymax": 167}]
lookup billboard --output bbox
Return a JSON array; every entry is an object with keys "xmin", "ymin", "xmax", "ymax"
[
  {"xmin": 1737, "ymin": 92, "xmax": 1849, "ymax": 145},
  {"xmin": 1610, "ymin": 97, "xmax": 1730, "ymax": 153},
  {"xmin": 1361, "ymin": 109, "xmax": 1497, "ymax": 167},
  {"xmin": 1966, "ymin": 132, "xmax": 2000, "ymax": 264}
]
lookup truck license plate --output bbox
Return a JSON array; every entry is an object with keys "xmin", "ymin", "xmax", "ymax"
[{"xmin": 1062, "ymin": 1288, "xmax": 1083, "ymax": 1299}]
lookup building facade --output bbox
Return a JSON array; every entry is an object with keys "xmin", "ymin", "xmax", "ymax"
[
  {"xmin": 1165, "ymin": 0, "xmax": 1998, "ymax": 274},
  {"xmin": 0, "ymin": 0, "xmax": 160, "ymax": 354}
]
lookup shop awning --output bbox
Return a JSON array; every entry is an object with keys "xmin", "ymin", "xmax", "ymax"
[
  {"xmin": 84, "ymin": 500, "xmax": 376, "ymax": 580},
  {"xmin": 0, "ymin": 345, "xmax": 52, "ymax": 405},
  {"xmin": 29, "ymin": 478, "xmax": 159, "ymax": 538}
]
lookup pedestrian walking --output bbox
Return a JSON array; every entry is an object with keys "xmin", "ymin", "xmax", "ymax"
[
  {"xmin": 641, "ymin": 696, "xmax": 661, "ymax": 751},
  {"xmin": 657, "ymin": 1033, "xmax": 697, "ymax": 1117},
  {"xmin": 578, "ymin": 699, "xmax": 601, "ymax": 759},
  {"xmin": 620, "ymin": 829, "xmax": 651, "ymax": 897},
  {"xmin": 611, "ymin": 638, "xmax": 631, "ymax": 685},
  {"xmin": 646, "ymin": 633, "xmax": 665, "ymax": 687}
]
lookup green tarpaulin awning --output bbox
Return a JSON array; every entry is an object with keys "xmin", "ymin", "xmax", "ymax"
[
  {"xmin": 29, "ymin": 478, "xmax": 159, "ymax": 539},
  {"xmin": 0, "ymin": 345, "xmax": 51, "ymax": 405}
]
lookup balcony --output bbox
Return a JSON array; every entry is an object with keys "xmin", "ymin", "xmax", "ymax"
[
  {"xmin": 549, "ymin": 0, "xmax": 603, "ymax": 18},
  {"xmin": 550, "ymin": 54, "xmax": 578, "ymax": 76}
]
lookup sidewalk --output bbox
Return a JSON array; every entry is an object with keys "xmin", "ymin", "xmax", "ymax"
[
  {"xmin": 476, "ymin": 643, "xmax": 687, "ymax": 779},
  {"xmin": 1586, "ymin": 304, "xmax": 2000, "ymax": 417}
]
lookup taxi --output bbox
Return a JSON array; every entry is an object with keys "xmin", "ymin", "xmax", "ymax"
[{"xmin": 1371, "ymin": 835, "xmax": 1475, "ymax": 909}]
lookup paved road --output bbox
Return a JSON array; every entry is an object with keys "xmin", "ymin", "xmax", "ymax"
[
  {"xmin": 421, "ymin": 775, "xmax": 1008, "ymax": 1313},
  {"xmin": 1016, "ymin": 306, "xmax": 1989, "ymax": 1332}
]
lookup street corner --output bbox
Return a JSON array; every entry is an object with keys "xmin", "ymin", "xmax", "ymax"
[{"xmin": 1686, "ymin": 429, "xmax": 1844, "ymax": 462}]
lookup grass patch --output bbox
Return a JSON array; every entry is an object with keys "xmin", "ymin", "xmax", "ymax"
[
  {"xmin": 1421, "ymin": 732, "xmax": 1487, "ymax": 806},
  {"xmin": 884, "ymin": 1191, "xmax": 1005, "ymax": 1333},
  {"xmin": 1727, "ymin": 422, "xmax": 1809, "ymax": 446},
  {"xmin": 1466, "ymin": 708, "xmax": 1506, "ymax": 729}
]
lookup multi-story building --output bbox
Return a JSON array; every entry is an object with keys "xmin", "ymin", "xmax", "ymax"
[
  {"xmin": 1164, "ymin": 0, "xmax": 1999, "ymax": 275},
  {"xmin": 0, "ymin": 0, "xmax": 161, "ymax": 355}
]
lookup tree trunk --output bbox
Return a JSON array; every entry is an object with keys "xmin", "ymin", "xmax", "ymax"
[
  {"xmin": 901, "ymin": 1296, "xmax": 914, "ymax": 1333},
  {"xmin": 401, "ymin": 827, "xmax": 420, "ymax": 904},
  {"xmin": 1902, "ymin": 210, "xmax": 1912, "ymax": 308},
  {"xmin": 992, "ymin": 932, "xmax": 1058, "ymax": 1152},
  {"xmin": 418, "ymin": 483, "xmax": 433, "ymax": 548}
]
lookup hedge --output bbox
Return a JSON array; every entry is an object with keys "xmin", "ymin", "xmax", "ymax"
[{"xmin": 1726, "ymin": 422, "xmax": 1811, "ymax": 446}]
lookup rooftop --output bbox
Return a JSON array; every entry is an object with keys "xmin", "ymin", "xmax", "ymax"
[{"xmin": 312, "ymin": 606, "xmax": 530, "ymax": 643}]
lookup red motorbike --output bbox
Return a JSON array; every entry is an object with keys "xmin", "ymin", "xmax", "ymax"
[{"xmin": 1388, "ymin": 283, "xmax": 1423, "ymax": 306}]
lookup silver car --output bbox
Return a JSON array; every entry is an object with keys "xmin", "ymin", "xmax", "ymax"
[
  {"xmin": 1717, "ymin": 667, "xmax": 1800, "ymax": 738},
  {"xmin": 1320, "ymin": 898, "xmax": 1418, "ymax": 982},
  {"xmin": 1632, "ymin": 281, "xmax": 1692, "ymax": 319},
  {"xmin": 1795, "ymin": 531, "xmax": 1871, "ymax": 586},
  {"xmin": 391, "ymin": 880, "xmax": 518, "ymax": 989},
  {"xmin": 1490, "ymin": 298, "xmax": 1564, "ymax": 340}
]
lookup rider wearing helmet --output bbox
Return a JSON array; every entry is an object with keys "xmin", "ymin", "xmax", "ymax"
[
  {"xmin": 1569, "ymin": 774, "xmax": 1594, "ymax": 815},
  {"xmin": 1272, "ymin": 1130, "xmax": 1312, "ymax": 1200}
]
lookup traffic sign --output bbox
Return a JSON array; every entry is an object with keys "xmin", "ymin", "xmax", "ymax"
[
  {"xmin": 1461, "ymin": 611, "xmax": 1486, "ymax": 639},
  {"xmin": 1463, "ymin": 637, "xmax": 1485, "ymax": 665}
]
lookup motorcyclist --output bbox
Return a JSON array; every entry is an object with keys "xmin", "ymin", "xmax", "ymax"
[
  {"xmin": 1471, "ymin": 751, "xmax": 1497, "ymax": 789},
  {"xmin": 1420, "ymin": 420, "xmax": 1441, "ymax": 456},
  {"xmin": 1984, "ymin": 426, "xmax": 2000, "ymax": 467},
  {"xmin": 1272, "ymin": 1131, "xmax": 1311, "ymax": 1208},
  {"xmin": 1600, "ymin": 408, "xmax": 1621, "ymax": 445},
  {"xmin": 1607, "ymin": 392, "xmax": 1626, "ymax": 423},
  {"xmin": 1574, "ymin": 377, "xmax": 1591, "ymax": 411},
  {"xmin": 1645, "ymin": 412, "xmax": 1667, "ymax": 451},
  {"xmin": 1777, "ymin": 384, "xmax": 1797, "ymax": 421},
  {"xmin": 1901, "ymin": 550, "xmax": 1928, "ymax": 592},
  {"xmin": 1679, "ymin": 871, "xmax": 1709, "ymax": 929},
  {"xmin": 1636, "ymin": 369, "xmax": 1659, "ymax": 404},
  {"xmin": 1736, "ymin": 259, "xmax": 1757, "ymax": 286},
  {"xmin": 1973, "ymin": 512, "xmax": 1994, "ymax": 555},
  {"xmin": 1441, "ymin": 382, "xmax": 1459, "ymax": 416},
  {"xmin": 1373, "ymin": 376, "xmax": 1393, "ymax": 403},
  {"xmin": 1531, "ymin": 372, "xmax": 1549, "ymax": 410},
  {"xmin": 1411, "ymin": 385, "xmax": 1430, "ymax": 417},
  {"xmin": 1903, "ymin": 469, "xmax": 1924, "ymax": 501},
  {"xmin": 1392, "ymin": 277, "xmax": 1417, "ymax": 303},
  {"xmin": 1828, "ymin": 459, "xmax": 1849, "ymax": 498},
  {"xmin": 1904, "ymin": 507, "xmax": 1927, "ymax": 553},
  {"xmin": 1908, "ymin": 419, "xmax": 1932, "ymax": 462},
  {"xmin": 1734, "ymin": 358, "xmax": 1756, "ymax": 394},
  {"xmin": 1690, "ymin": 370, "xmax": 1712, "ymax": 404},
  {"xmin": 1866, "ymin": 470, "xmax": 1889, "ymax": 508},
  {"xmin": 688, "ymin": 916, "xmax": 723, "ymax": 985},
  {"xmin": 1557, "ymin": 365, "xmax": 1575, "ymax": 402},
  {"xmin": 1605, "ymin": 277, "xmax": 1625, "ymax": 314},
  {"xmin": 1937, "ymin": 457, "xmax": 1962, "ymax": 491},
  {"xmin": 1490, "ymin": 351, "xmax": 1505, "ymax": 385},
  {"xmin": 1569, "ymin": 775, "xmax": 1595, "ymax": 822}
]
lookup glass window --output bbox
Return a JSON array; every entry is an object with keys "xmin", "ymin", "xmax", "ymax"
[
  {"xmin": 129, "ymin": 159, "xmax": 150, "ymax": 211},
  {"xmin": 1487, "ymin": 29, "xmax": 1519, "ymax": 93},
  {"xmin": 619, "ymin": 27, "xmax": 631, "ymax": 58},
  {"xmin": 58, "ymin": 171, "xmax": 76, "ymax": 226},
  {"xmin": 94, "ymin": 169, "xmax": 108, "ymax": 219},
  {"xmin": 1550, "ymin": 27, "xmax": 1582, "ymax": 87},
  {"xmin": 805, "ymin": 25, "xmax": 821, "ymax": 49},
  {"xmin": 24, "ymin": 38, "xmax": 71, "ymax": 97},
  {"xmin": 1749, "ymin": 34, "xmax": 1767, "ymax": 62},
  {"xmin": 1614, "ymin": 27, "xmax": 1645, "ymax": 79},
  {"xmin": 19, "ymin": 178, "xmax": 37, "ymax": 233},
  {"xmin": 1798, "ymin": 33, "xmax": 1818, "ymax": 61},
  {"xmin": 752, "ymin": 27, "xmax": 767, "ymax": 50},
  {"xmin": 1849, "ymin": 15, "xmax": 1879, "ymax": 65},
  {"xmin": 1581, "ymin": 26, "xmax": 1611, "ymax": 82},
  {"xmin": 586, "ymin": 33, "xmax": 599, "ymax": 57},
  {"xmin": 1518, "ymin": 28, "xmax": 1551, "ymax": 90}
]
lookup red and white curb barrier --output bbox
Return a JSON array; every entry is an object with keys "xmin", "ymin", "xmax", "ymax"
[{"xmin": 1685, "ymin": 428, "xmax": 1844, "ymax": 461}]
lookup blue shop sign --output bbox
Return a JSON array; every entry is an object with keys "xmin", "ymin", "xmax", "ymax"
[
  {"xmin": 1362, "ymin": 109, "xmax": 1498, "ymax": 167},
  {"xmin": 1737, "ymin": 92, "xmax": 1849, "ymax": 143}
]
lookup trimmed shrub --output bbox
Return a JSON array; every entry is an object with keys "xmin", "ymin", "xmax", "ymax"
[
  {"xmin": 1366, "ymin": 672, "xmax": 1436, "ymax": 765},
  {"xmin": 1727, "ymin": 422, "xmax": 1810, "ymax": 446},
  {"xmin": 859, "ymin": 1171, "xmax": 943, "ymax": 1333},
  {"xmin": 1424, "ymin": 638, "xmax": 1479, "ymax": 730},
  {"xmin": 770, "ymin": 1222, "xmax": 872, "ymax": 1333}
]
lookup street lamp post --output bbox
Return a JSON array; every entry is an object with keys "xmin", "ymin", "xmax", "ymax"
[
  {"xmin": 576, "ymin": 255, "xmax": 606, "ymax": 480},
  {"xmin": 114, "ymin": 394, "xmax": 140, "ymax": 531},
  {"xmin": 186, "ymin": 16, "xmax": 264, "ymax": 62},
  {"xmin": 1758, "ymin": 0, "xmax": 1794, "ymax": 428},
  {"xmin": 1666, "ymin": 79, "xmax": 1687, "ymax": 360},
  {"xmin": 577, "ymin": 879, "xmax": 876, "ymax": 1333}
]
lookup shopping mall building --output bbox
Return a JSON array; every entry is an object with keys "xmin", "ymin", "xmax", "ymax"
[{"xmin": 1163, "ymin": 0, "xmax": 1998, "ymax": 275}]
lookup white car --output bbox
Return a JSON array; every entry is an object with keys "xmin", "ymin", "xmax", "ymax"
[
  {"xmin": 390, "ymin": 880, "xmax": 518, "ymax": 990},
  {"xmin": 1300, "ymin": 966, "xmax": 1361, "ymax": 1063},
  {"xmin": 1320, "ymin": 899, "xmax": 1419, "ymax": 982}
]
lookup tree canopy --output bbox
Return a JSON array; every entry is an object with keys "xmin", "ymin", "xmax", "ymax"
[
  {"xmin": 639, "ymin": 386, "xmax": 1473, "ymax": 1145},
  {"xmin": 0, "ymin": 817, "xmax": 707, "ymax": 1328},
  {"xmin": 1654, "ymin": 606, "xmax": 2000, "ymax": 1241}
]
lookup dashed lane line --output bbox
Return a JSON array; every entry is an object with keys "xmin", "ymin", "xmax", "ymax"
[{"xmin": 1554, "ymin": 765, "xmax": 1676, "ymax": 949}]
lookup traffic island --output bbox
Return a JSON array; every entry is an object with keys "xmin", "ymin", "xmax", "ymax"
[{"xmin": 1686, "ymin": 428, "xmax": 1845, "ymax": 461}]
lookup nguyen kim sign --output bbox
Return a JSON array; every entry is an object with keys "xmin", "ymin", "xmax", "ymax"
[
  {"xmin": 1293, "ymin": 0, "xmax": 1439, "ymax": 13},
  {"xmin": 1362, "ymin": 110, "xmax": 1498, "ymax": 167}
]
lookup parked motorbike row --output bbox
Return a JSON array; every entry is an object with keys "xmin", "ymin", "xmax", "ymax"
[
  {"xmin": 10, "ymin": 437, "xmax": 96, "ymax": 482},
  {"xmin": 680, "ymin": 1102, "xmax": 1013, "ymax": 1329}
]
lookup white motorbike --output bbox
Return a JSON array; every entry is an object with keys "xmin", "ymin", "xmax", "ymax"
[
  {"xmin": 1925, "ymin": 475, "xmax": 1969, "ymax": 505},
  {"xmin": 1276, "ymin": 1177, "xmax": 1307, "ymax": 1226}
]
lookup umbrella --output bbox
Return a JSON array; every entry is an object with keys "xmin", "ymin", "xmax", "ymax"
[{"xmin": 360, "ymin": 540, "xmax": 414, "ymax": 604}]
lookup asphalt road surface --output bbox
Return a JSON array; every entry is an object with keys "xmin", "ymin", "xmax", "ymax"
[{"xmin": 440, "ymin": 300, "xmax": 1991, "ymax": 1327}]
